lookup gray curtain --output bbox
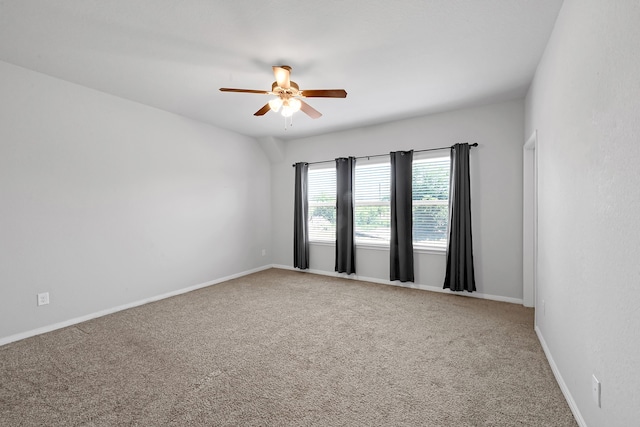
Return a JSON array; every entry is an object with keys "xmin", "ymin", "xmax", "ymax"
[
  {"xmin": 390, "ymin": 150, "xmax": 414, "ymax": 282},
  {"xmin": 335, "ymin": 157, "xmax": 356, "ymax": 274},
  {"xmin": 293, "ymin": 162, "xmax": 309, "ymax": 269},
  {"xmin": 444, "ymin": 143, "xmax": 476, "ymax": 292}
]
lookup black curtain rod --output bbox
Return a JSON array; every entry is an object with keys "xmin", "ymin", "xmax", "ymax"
[{"xmin": 291, "ymin": 142, "xmax": 478, "ymax": 167}]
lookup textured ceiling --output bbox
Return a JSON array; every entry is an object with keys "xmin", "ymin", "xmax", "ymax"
[{"xmin": 0, "ymin": 0, "xmax": 564, "ymax": 140}]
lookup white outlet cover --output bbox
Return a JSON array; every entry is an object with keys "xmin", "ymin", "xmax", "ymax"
[
  {"xmin": 592, "ymin": 374, "xmax": 601, "ymax": 407},
  {"xmin": 37, "ymin": 292, "xmax": 49, "ymax": 306}
]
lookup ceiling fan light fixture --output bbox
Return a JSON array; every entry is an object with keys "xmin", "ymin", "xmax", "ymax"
[
  {"xmin": 281, "ymin": 104, "xmax": 294, "ymax": 117},
  {"xmin": 280, "ymin": 98, "xmax": 301, "ymax": 118},
  {"xmin": 268, "ymin": 97, "xmax": 283, "ymax": 112},
  {"xmin": 289, "ymin": 98, "xmax": 302, "ymax": 113}
]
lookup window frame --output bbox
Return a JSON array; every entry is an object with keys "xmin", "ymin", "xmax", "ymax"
[
  {"xmin": 305, "ymin": 150, "xmax": 451, "ymax": 253},
  {"xmin": 353, "ymin": 157, "xmax": 391, "ymax": 248},
  {"xmin": 307, "ymin": 164, "xmax": 337, "ymax": 243},
  {"xmin": 411, "ymin": 150, "xmax": 451, "ymax": 252}
]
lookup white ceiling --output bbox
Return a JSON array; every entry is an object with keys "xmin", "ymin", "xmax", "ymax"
[{"xmin": 0, "ymin": 0, "xmax": 564, "ymax": 141}]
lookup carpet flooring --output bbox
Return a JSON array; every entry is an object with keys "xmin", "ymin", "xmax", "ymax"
[{"xmin": 0, "ymin": 268, "xmax": 576, "ymax": 426}]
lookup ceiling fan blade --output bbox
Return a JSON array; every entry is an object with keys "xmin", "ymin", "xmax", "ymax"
[
  {"xmin": 301, "ymin": 89, "xmax": 347, "ymax": 98},
  {"xmin": 299, "ymin": 100, "xmax": 322, "ymax": 119},
  {"xmin": 254, "ymin": 103, "xmax": 271, "ymax": 116},
  {"xmin": 273, "ymin": 66, "xmax": 291, "ymax": 89},
  {"xmin": 220, "ymin": 88, "xmax": 270, "ymax": 94}
]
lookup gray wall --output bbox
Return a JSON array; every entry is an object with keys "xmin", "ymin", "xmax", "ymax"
[
  {"xmin": 271, "ymin": 100, "xmax": 525, "ymax": 302},
  {"xmin": 0, "ymin": 61, "xmax": 272, "ymax": 342},
  {"xmin": 525, "ymin": 0, "xmax": 640, "ymax": 425}
]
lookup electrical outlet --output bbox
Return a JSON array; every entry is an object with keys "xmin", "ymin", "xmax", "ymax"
[
  {"xmin": 592, "ymin": 374, "xmax": 601, "ymax": 407},
  {"xmin": 261, "ymin": 249, "xmax": 266, "ymax": 256},
  {"xmin": 37, "ymin": 292, "xmax": 50, "ymax": 306},
  {"xmin": 542, "ymin": 299, "xmax": 546, "ymax": 316}
]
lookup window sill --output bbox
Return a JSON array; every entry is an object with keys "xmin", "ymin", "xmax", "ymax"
[
  {"xmin": 355, "ymin": 242, "xmax": 389, "ymax": 252},
  {"xmin": 413, "ymin": 245, "xmax": 447, "ymax": 255},
  {"xmin": 309, "ymin": 241, "xmax": 390, "ymax": 252},
  {"xmin": 309, "ymin": 240, "xmax": 334, "ymax": 247},
  {"xmin": 309, "ymin": 241, "xmax": 446, "ymax": 255}
]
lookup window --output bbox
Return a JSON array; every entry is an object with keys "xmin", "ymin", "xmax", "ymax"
[
  {"xmin": 354, "ymin": 162, "xmax": 390, "ymax": 244},
  {"xmin": 412, "ymin": 155, "xmax": 450, "ymax": 249},
  {"xmin": 306, "ymin": 152, "xmax": 450, "ymax": 249},
  {"xmin": 308, "ymin": 167, "xmax": 336, "ymax": 242}
]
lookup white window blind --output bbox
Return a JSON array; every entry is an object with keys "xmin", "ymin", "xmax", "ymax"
[
  {"xmin": 412, "ymin": 156, "xmax": 450, "ymax": 249},
  {"xmin": 354, "ymin": 162, "xmax": 390, "ymax": 244},
  {"xmin": 308, "ymin": 167, "xmax": 336, "ymax": 242}
]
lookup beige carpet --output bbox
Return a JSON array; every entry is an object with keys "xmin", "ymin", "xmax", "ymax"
[{"xmin": 0, "ymin": 268, "xmax": 576, "ymax": 426}]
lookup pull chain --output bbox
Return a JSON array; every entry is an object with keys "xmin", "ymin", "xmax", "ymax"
[{"xmin": 283, "ymin": 114, "xmax": 295, "ymax": 130}]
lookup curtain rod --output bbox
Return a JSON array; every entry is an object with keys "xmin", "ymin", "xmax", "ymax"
[{"xmin": 291, "ymin": 142, "xmax": 478, "ymax": 167}]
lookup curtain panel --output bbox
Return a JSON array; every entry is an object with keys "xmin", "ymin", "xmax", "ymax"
[
  {"xmin": 335, "ymin": 157, "xmax": 356, "ymax": 274},
  {"xmin": 444, "ymin": 143, "xmax": 476, "ymax": 292},
  {"xmin": 293, "ymin": 162, "xmax": 309, "ymax": 269},
  {"xmin": 390, "ymin": 150, "xmax": 414, "ymax": 282}
]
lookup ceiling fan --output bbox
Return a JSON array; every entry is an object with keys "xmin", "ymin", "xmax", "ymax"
[{"xmin": 220, "ymin": 65, "xmax": 347, "ymax": 120}]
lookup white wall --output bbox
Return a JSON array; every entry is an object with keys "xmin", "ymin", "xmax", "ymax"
[
  {"xmin": 272, "ymin": 100, "xmax": 525, "ymax": 301},
  {"xmin": 0, "ymin": 61, "xmax": 272, "ymax": 342},
  {"xmin": 525, "ymin": 1, "xmax": 640, "ymax": 425}
]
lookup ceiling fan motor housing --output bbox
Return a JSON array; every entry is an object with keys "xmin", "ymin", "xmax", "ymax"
[{"xmin": 272, "ymin": 81, "xmax": 300, "ymax": 98}]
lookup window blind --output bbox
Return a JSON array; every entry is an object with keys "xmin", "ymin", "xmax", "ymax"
[
  {"xmin": 354, "ymin": 162, "xmax": 391, "ymax": 244},
  {"xmin": 308, "ymin": 167, "xmax": 336, "ymax": 242},
  {"xmin": 412, "ymin": 156, "xmax": 450, "ymax": 248}
]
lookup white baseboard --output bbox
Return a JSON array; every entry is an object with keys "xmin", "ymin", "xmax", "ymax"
[
  {"xmin": 272, "ymin": 264, "xmax": 523, "ymax": 305},
  {"xmin": 1, "ymin": 263, "xmax": 522, "ymax": 347},
  {"xmin": 0, "ymin": 265, "xmax": 272, "ymax": 347},
  {"xmin": 535, "ymin": 326, "xmax": 586, "ymax": 427}
]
